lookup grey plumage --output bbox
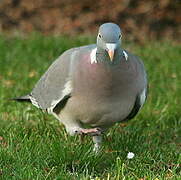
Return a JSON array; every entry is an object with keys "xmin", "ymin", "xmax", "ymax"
[{"xmin": 14, "ymin": 23, "xmax": 148, "ymax": 151}]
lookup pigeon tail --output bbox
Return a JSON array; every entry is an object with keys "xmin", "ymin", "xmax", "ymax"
[{"xmin": 12, "ymin": 95, "xmax": 31, "ymax": 103}]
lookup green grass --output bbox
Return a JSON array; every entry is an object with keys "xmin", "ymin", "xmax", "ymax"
[{"xmin": 0, "ymin": 34, "xmax": 180, "ymax": 179}]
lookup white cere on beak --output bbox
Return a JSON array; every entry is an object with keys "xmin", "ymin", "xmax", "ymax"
[
  {"xmin": 106, "ymin": 43, "xmax": 117, "ymax": 61},
  {"xmin": 106, "ymin": 43, "xmax": 117, "ymax": 51}
]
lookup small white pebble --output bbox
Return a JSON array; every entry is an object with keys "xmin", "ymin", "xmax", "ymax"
[{"xmin": 127, "ymin": 152, "xmax": 135, "ymax": 159}]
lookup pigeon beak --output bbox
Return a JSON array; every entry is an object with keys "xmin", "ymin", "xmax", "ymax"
[
  {"xmin": 106, "ymin": 43, "xmax": 117, "ymax": 61},
  {"xmin": 108, "ymin": 50, "xmax": 114, "ymax": 62}
]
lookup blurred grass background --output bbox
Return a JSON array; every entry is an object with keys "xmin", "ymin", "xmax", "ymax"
[
  {"xmin": 0, "ymin": 0, "xmax": 180, "ymax": 42},
  {"xmin": 0, "ymin": 0, "xmax": 181, "ymax": 179}
]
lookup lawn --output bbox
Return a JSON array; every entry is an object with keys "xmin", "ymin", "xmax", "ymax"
[{"xmin": 0, "ymin": 35, "xmax": 180, "ymax": 179}]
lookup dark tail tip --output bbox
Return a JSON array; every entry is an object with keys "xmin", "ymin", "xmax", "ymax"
[{"xmin": 11, "ymin": 95, "xmax": 31, "ymax": 103}]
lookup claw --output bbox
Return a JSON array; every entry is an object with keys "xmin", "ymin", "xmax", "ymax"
[{"xmin": 93, "ymin": 135, "xmax": 102, "ymax": 153}]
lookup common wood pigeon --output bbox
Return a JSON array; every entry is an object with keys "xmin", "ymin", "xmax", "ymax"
[{"xmin": 14, "ymin": 23, "xmax": 148, "ymax": 151}]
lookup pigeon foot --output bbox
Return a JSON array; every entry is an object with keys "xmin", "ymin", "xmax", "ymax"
[{"xmin": 75, "ymin": 128, "xmax": 102, "ymax": 136}]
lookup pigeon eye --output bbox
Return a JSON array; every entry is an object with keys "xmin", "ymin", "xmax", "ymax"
[{"xmin": 98, "ymin": 34, "xmax": 102, "ymax": 38}]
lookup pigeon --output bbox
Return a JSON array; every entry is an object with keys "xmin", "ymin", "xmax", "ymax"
[{"xmin": 13, "ymin": 23, "xmax": 148, "ymax": 151}]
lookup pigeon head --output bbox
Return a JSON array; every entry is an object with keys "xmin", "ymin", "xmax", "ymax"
[{"xmin": 97, "ymin": 23, "xmax": 122, "ymax": 61}]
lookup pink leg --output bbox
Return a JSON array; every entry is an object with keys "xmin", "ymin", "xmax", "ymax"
[{"xmin": 75, "ymin": 128, "xmax": 102, "ymax": 136}]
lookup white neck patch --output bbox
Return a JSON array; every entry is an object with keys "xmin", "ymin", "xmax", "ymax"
[
  {"xmin": 90, "ymin": 48, "xmax": 128, "ymax": 63},
  {"xmin": 90, "ymin": 48, "xmax": 97, "ymax": 64},
  {"xmin": 123, "ymin": 50, "xmax": 128, "ymax": 61}
]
